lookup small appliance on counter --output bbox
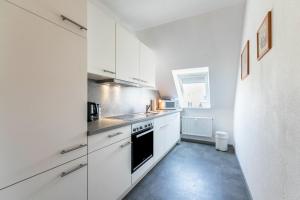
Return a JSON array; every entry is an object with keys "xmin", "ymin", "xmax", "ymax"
[
  {"xmin": 87, "ymin": 102, "xmax": 101, "ymax": 122},
  {"xmin": 158, "ymin": 98, "xmax": 178, "ymax": 110},
  {"xmin": 150, "ymin": 99, "xmax": 157, "ymax": 111}
]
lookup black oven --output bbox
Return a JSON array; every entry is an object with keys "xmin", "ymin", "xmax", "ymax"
[{"xmin": 131, "ymin": 121, "xmax": 154, "ymax": 173}]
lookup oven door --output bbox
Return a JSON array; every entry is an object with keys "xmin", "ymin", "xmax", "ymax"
[{"xmin": 131, "ymin": 128, "xmax": 153, "ymax": 173}]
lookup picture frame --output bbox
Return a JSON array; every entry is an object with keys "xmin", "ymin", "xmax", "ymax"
[
  {"xmin": 257, "ymin": 11, "xmax": 272, "ymax": 60},
  {"xmin": 241, "ymin": 40, "xmax": 250, "ymax": 80}
]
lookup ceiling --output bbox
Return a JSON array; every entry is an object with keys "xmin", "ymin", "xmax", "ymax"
[{"xmin": 98, "ymin": 0, "xmax": 245, "ymax": 31}]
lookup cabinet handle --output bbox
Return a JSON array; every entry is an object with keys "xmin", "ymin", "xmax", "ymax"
[
  {"xmin": 159, "ymin": 124, "xmax": 169, "ymax": 129},
  {"xmin": 136, "ymin": 129, "xmax": 153, "ymax": 138},
  {"xmin": 61, "ymin": 15, "xmax": 87, "ymax": 31},
  {"xmin": 60, "ymin": 144, "xmax": 87, "ymax": 154},
  {"xmin": 108, "ymin": 132, "xmax": 124, "ymax": 138},
  {"xmin": 132, "ymin": 78, "xmax": 148, "ymax": 83},
  {"xmin": 120, "ymin": 141, "xmax": 132, "ymax": 148},
  {"xmin": 103, "ymin": 69, "xmax": 116, "ymax": 74},
  {"xmin": 60, "ymin": 163, "xmax": 87, "ymax": 178}
]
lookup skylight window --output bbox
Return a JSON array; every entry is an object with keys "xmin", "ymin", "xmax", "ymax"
[{"xmin": 172, "ymin": 67, "xmax": 211, "ymax": 108}]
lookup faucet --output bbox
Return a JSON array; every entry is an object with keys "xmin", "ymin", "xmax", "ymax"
[{"xmin": 146, "ymin": 104, "xmax": 151, "ymax": 113}]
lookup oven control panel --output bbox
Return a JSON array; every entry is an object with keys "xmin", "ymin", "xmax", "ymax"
[{"xmin": 132, "ymin": 120, "xmax": 154, "ymax": 133}]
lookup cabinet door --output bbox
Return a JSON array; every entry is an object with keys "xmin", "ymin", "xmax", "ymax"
[
  {"xmin": 165, "ymin": 113, "xmax": 181, "ymax": 150},
  {"xmin": 88, "ymin": 138, "xmax": 132, "ymax": 200},
  {"xmin": 154, "ymin": 113, "xmax": 181, "ymax": 163},
  {"xmin": 6, "ymin": 0, "xmax": 87, "ymax": 37},
  {"xmin": 154, "ymin": 124, "xmax": 168, "ymax": 163},
  {"xmin": 0, "ymin": 1, "xmax": 87, "ymax": 189},
  {"xmin": 139, "ymin": 43, "xmax": 156, "ymax": 88},
  {"xmin": 87, "ymin": 1, "xmax": 116, "ymax": 78},
  {"xmin": 154, "ymin": 116, "xmax": 168, "ymax": 162},
  {"xmin": 0, "ymin": 156, "xmax": 87, "ymax": 200},
  {"xmin": 116, "ymin": 24, "xmax": 140, "ymax": 83},
  {"xmin": 173, "ymin": 113, "xmax": 181, "ymax": 144}
]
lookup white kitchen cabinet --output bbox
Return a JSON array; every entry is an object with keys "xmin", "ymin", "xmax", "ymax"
[
  {"xmin": 165, "ymin": 113, "xmax": 181, "ymax": 150},
  {"xmin": 87, "ymin": 1, "xmax": 116, "ymax": 78},
  {"xmin": 88, "ymin": 125, "xmax": 131, "ymax": 153},
  {"xmin": 139, "ymin": 43, "xmax": 156, "ymax": 88},
  {"xmin": 88, "ymin": 137, "xmax": 132, "ymax": 200},
  {"xmin": 0, "ymin": 156, "xmax": 87, "ymax": 200},
  {"xmin": 116, "ymin": 24, "xmax": 140, "ymax": 83},
  {"xmin": 154, "ymin": 123, "xmax": 168, "ymax": 163},
  {"xmin": 6, "ymin": 0, "xmax": 87, "ymax": 37},
  {"xmin": 0, "ymin": 1, "xmax": 87, "ymax": 189},
  {"xmin": 154, "ymin": 113, "xmax": 181, "ymax": 163}
]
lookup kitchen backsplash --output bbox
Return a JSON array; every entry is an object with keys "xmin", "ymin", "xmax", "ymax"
[{"xmin": 88, "ymin": 80, "xmax": 160, "ymax": 117}]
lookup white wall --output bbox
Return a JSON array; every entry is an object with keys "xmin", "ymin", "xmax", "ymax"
[
  {"xmin": 234, "ymin": 0, "xmax": 300, "ymax": 199},
  {"xmin": 137, "ymin": 3, "xmax": 245, "ymax": 144}
]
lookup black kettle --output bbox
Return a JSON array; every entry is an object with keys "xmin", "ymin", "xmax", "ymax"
[{"xmin": 87, "ymin": 102, "xmax": 100, "ymax": 122}]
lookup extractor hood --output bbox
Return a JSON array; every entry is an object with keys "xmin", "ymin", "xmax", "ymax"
[{"xmin": 95, "ymin": 78, "xmax": 141, "ymax": 87}]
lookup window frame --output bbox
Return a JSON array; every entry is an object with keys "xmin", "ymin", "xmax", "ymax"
[{"xmin": 172, "ymin": 67, "xmax": 211, "ymax": 109}]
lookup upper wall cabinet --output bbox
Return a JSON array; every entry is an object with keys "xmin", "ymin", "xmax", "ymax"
[
  {"xmin": 116, "ymin": 24, "xmax": 140, "ymax": 83},
  {"xmin": 87, "ymin": 1, "xmax": 116, "ymax": 78},
  {"xmin": 86, "ymin": 5, "xmax": 156, "ymax": 88},
  {"xmin": 139, "ymin": 43, "xmax": 156, "ymax": 88},
  {"xmin": 7, "ymin": 0, "xmax": 87, "ymax": 37}
]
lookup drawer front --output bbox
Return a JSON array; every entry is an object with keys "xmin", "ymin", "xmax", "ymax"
[
  {"xmin": 7, "ymin": 0, "xmax": 87, "ymax": 37},
  {"xmin": 154, "ymin": 113, "xmax": 180, "ymax": 130},
  {"xmin": 0, "ymin": 156, "xmax": 87, "ymax": 200},
  {"xmin": 164, "ymin": 113, "xmax": 180, "ymax": 122},
  {"xmin": 154, "ymin": 116, "xmax": 166, "ymax": 130},
  {"xmin": 88, "ymin": 126, "xmax": 131, "ymax": 153}
]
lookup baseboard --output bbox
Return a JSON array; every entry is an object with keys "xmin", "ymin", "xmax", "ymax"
[
  {"xmin": 181, "ymin": 137, "xmax": 215, "ymax": 145},
  {"xmin": 181, "ymin": 137, "xmax": 235, "ymax": 152},
  {"xmin": 232, "ymin": 153, "xmax": 253, "ymax": 200}
]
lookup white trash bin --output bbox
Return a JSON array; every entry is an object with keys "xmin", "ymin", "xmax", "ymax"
[{"xmin": 215, "ymin": 131, "xmax": 229, "ymax": 151}]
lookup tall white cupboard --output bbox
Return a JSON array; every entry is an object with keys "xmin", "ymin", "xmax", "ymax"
[{"xmin": 0, "ymin": 1, "xmax": 88, "ymax": 199}]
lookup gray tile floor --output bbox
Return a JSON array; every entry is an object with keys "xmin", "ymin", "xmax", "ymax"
[{"xmin": 124, "ymin": 142, "xmax": 251, "ymax": 200}]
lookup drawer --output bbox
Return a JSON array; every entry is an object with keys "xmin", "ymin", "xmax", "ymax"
[
  {"xmin": 88, "ymin": 125, "xmax": 131, "ymax": 153},
  {"xmin": 164, "ymin": 113, "xmax": 180, "ymax": 122},
  {"xmin": 154, "ymin": 117, "xmax": 166, "ymax": 130},
  {"xmin": 154, "ymin": 113, "xmax": 180, "ymax": 130},
  {"xmin": 0, "ymin": 156, "xmax": 87, "ymax": 200}
]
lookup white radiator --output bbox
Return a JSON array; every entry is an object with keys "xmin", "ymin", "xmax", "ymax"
[{"xmin": 181, "ymin": 116, "xmax": 213, "ymax": 137}]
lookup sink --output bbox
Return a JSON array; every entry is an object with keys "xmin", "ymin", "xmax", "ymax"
[{"xmin": 138, "ymin": 112, "xmax": 160, "ymax": 117}]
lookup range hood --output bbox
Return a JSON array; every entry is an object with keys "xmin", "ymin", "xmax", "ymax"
[
  {"xmin": 95, "ymin": 78, "xmax": 141, "ymax": 87},
  {"xmin": 88, "ymin": 73, "xmax": 154, "ymax": 88}
]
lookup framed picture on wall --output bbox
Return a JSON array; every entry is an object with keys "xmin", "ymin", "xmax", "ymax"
[
  {"xmin": 241, "ymin": 40, "xmax": 250, "ymax": 80},
  {"xmin": 257, "ymin": 11, "xmax": 272, "ymax": 60}
]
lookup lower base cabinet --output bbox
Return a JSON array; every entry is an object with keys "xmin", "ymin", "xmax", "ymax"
[
  {"xmin": 165, "ymin": 113, "xmax": 181, "ymax": 150},
  {"xmin": 154, "ymin": 113, "xmax": 181, "ymax": 163},
  {"xmin": 0, "ymin": 156, "xmax": 87, "ymax": 200},
  {"xmin": 88, "ymin": 137, "xmax": 132, "ymax": 200},
  {"xmin": 0, "ymin": 113, "xmax": 180, "ymax": 200},
  {"xmin": 154, "ymin": 123, "xmax": 168, "ymax": 162}
]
